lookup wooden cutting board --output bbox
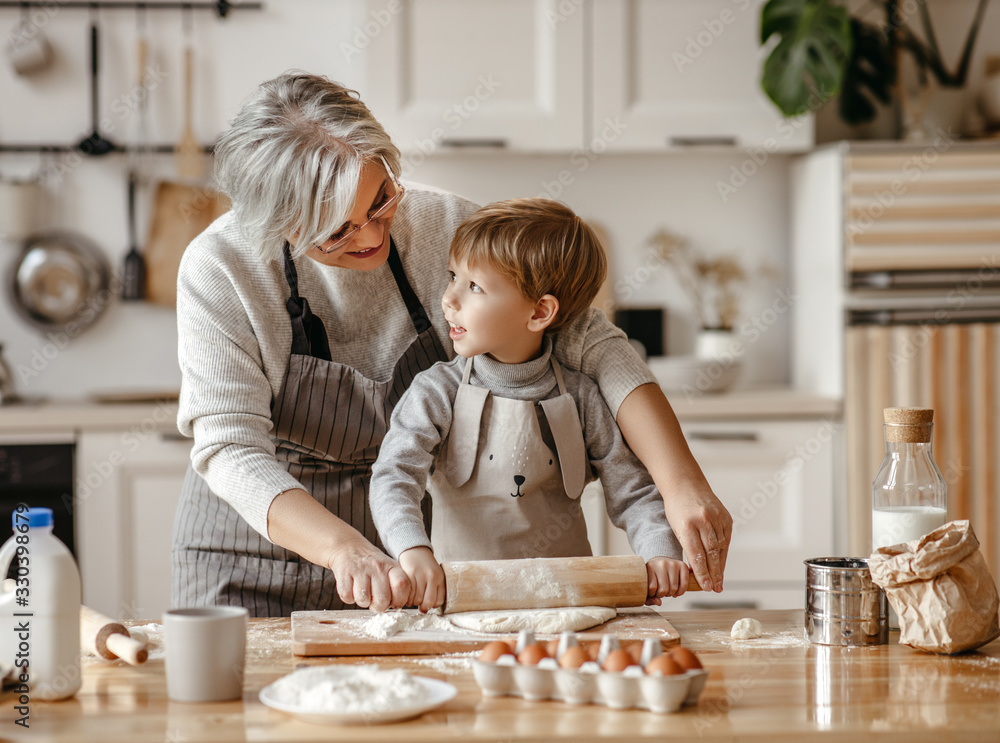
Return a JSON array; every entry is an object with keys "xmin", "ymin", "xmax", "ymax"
[
  {"xmin": 291, "ymin": 607, "xmax": 681, "ymax": 657},
  {"xmin": 144, "ymin": 181, "xmax": 229, "ymax": 307}
]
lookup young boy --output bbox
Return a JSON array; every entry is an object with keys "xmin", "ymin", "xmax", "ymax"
[{"xmin": 369, "ymin": 198, "xmax": 689, "ymax": 611}]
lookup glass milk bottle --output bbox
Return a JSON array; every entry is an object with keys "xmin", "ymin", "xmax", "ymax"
[{"xmin": 871, "ymin": 407, "xmax": 947, "ymax": 552}]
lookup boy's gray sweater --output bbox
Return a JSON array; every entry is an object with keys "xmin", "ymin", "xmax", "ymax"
[{"xmin": 370, "ymin": 339, "xmax": 683, "ymax": 562}]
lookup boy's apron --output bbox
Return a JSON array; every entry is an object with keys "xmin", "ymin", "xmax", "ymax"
[
  {"xmin": 428, "ymin": 354, "xmax": 593, "ymax": 562},
  {"xmin": 171, "ymin": 239, "xmax": 446, "ymax": 617}
]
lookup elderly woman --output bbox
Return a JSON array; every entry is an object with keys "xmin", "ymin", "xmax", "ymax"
[{"xmin": 171, "ymin": 72, "xmax": 731, "ymax": 617}]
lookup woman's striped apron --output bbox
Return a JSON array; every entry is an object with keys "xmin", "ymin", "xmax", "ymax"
[{"xmin": 171, "ymin": 239, "xmax": 445, "ymax": 616}]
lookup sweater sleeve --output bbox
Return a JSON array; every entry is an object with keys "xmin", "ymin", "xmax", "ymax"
[
  {"xmin": 369, "ymin": 362, "xmax": 460, "ymax": 559},
  {"xmin": 176, "ymin": 243, "xmax": 302, "ymax": 541},
  {"xmin": 550, "ymin": 308, "xmax": 657, "ymax": 417},
  {"xmin": 576, "ymin": 376, "xmax": 682, "ymax": 562}
]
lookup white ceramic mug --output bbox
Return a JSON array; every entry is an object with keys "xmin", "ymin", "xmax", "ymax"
[{"xmin": 163, "ymin": 607, "xmax": 248, "ymax": 703}]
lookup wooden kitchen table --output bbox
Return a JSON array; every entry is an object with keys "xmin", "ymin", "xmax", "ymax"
[{"xmin": 3, "ymin": 609, "xmax": 1000, "ymax": 742}]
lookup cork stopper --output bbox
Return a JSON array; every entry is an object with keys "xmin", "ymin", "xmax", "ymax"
[{"xmin": 883, "ymin": 407, "xmax": 933, "ymax": 443}]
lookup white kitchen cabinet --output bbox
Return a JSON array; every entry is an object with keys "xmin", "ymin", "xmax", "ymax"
[
  {"xmin": 364, "ymin": 0, "xmax": 586, "ymax": 152},
  {"xmin": 586, "ymin": 417, "xmax": 835, "ymax": 610},
  {"xmin": 364, "ymin": 0, "xmax": 811, "ymax": 154},
  {"xmin": 592, "ymin": 0, "xmax": 813, "ymax": 152},
  {"xmin": 76, "ymin": 430, "xmax": 192, "ymax": 621}
]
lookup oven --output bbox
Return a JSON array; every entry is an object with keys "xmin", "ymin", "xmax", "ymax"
[{"xmin": 0, "ymin": 435, "xmax": 76, "ymax": 578}]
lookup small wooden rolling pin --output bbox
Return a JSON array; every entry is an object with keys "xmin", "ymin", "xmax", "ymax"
[
  {"xmin": 441, "ymin": 554, "xmax": 702, "ymax": 614},
  {"xmin": 80, "ymin": 606, "xmax": 148, "ymax": 665}
]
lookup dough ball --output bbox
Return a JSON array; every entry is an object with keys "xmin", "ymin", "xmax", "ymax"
[{"xmin": 730, "ymin": 617, "xmax": 763, "ymax": 640}]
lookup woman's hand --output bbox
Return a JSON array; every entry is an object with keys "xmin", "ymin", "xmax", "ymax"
[
  {"xmin": 328, "ymin": 538, "xmax": 412, "ymax": 612},
  {"xmin": 266, "ymin": 488, "xmax": 411, "ymax": 611},
  {"xmin": 398, "ymin": 546, "xmax": 446, "ymax": 612},
  {"xmin": 616, "ymin": 383, "xmax": 733, "ymax": 592},
  {"xmin": 661, "ymin": 483, "xmax": 732, "ymax": 593}
]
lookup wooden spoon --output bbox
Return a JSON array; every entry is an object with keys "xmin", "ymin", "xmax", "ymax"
[{"xmin": 175, "ymin": 43, "xmax": 203, "ymax": 179}]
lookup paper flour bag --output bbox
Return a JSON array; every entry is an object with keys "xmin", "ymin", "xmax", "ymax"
[{"xmin": 868, "ymin": 520, "xmax": 1000, "ymax": 654}]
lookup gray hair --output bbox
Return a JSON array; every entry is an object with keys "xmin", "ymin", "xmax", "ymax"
[{"xmin": 214, "ymin": 71, "xmax": 401, "ymax": 262}]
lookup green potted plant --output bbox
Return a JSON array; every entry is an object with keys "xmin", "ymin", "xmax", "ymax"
[{"xmin": 759, "ymin": 0, "xmax": 990, "ymax": 135}]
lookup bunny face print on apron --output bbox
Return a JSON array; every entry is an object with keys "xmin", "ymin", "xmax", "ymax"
[
  {"xmin": 427, "ymin": 354, "xmax": 594, "ymax": 563},
  {"xmin": 172, "ymin": 239, "xmax": 446, "ymax": 616}
]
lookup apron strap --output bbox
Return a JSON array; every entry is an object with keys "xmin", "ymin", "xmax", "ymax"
[
  {"xmin": 446, "ymin": 356, "xmax": 490, "ymax": 487},
  {"xmin": 386, "ymin": 237, "xmax": 432, "ymax": 335},
  {"xmin": 282, "ymin": 243, "xmax": 332, "ymax": 361},
  {"xmin": 539, "ymin": 357, "xmax": 589, "ymax": 500}
]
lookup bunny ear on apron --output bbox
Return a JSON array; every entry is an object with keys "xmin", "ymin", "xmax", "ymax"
[
  {"xmin": 539, "ymin": 358, "xmax": 589, "ymax": 500},
  {"xmin": 445, "ymin": 357, "xmax": 489, "ymax": 488}
]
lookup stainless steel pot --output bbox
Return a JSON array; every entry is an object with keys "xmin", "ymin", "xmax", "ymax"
[{"xmin": 8, "ymin": 231, "xmax": 111, "ymax": 333}]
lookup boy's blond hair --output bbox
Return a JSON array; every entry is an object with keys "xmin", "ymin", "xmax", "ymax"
[{"xmin": 450, "ymin": 198, "xmax": 607, "ymax": 331}]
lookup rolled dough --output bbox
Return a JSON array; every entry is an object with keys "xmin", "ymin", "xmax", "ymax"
[
  {"xmin": 447, "ymin": 606, "xmax": 617, "ymax": 634},
  {"xmin": 731, "ymin": 617, "xmax": 763, "ymax": 640}
]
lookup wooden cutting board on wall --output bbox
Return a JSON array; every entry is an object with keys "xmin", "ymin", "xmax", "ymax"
[
  {"xmin": 291, "ymin": 607, "xmax": 681, "ymax": 656},
  {"xmin": 144, "ymin": 181, "xmax": 230, "ymax": 306}
]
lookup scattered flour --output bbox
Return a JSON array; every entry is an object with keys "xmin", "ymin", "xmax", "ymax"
[
  {"xmin": 702, "ymin": 628, "xmax": 810, "ymax": 649},
  {"xmin": 363, "ymin": 610, "xmax": 456, "ymax": 639},
  {"xmin": 409, "ymin": 652, "xmax": 477, "ymax": 675},
  {"xmin": 267, "ymin": 665, "xmax": 426, "ymax": 713}
]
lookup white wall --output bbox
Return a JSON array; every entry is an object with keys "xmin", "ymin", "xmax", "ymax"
[{"xmin": 1, "ymin": 0, "xmax": 997, "ymax": 401}]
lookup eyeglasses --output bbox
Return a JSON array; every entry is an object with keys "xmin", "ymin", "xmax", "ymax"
[{"xmin": 316, "ymin": 156, "xmax": 405, "ymax": 254}]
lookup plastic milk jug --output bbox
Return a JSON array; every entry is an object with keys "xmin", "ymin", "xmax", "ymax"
[{"xmin": 0, "ymin": 506, "xmax": 82, "ymax": 702}]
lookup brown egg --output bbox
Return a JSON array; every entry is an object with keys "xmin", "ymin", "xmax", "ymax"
[
  {"xmin": 478, "ymin": 640, "xmax": 514, "ymax": 662},
  {"xmin": 545, "ymin": 639, "xmax": 561, "ymax": 658},
  {"xmin": 624, "ymin": 642, "xmax": 643, "ymax": 664},
  {"xmin": 558, "ymin": 646, "xmax": 590, "ymax": 669},
  {"xmin": 586, "ymin": 643, "xmax": 601, "ymax": 662},
  {"xmin": 668, "ymin": 646, "xmax": 703, "ymax": 670},
  {"xmin": 602, "ymin": 648, "xmax": 637, "ymax": 673},
  {"xmin": 645, "ymin": 655, "xmax": 685, "ymax": 676},
  {"xmin": 517, "ymin": 644, "xmax": 549, "ymax": 665}
]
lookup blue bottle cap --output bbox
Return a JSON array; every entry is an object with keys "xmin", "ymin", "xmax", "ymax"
[{"xmin": 12, "ymin": 507, "xmax": 53, "ymax": 528}]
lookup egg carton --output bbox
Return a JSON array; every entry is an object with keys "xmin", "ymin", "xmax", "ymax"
[{"xmin": 472, "ymin": 630, "xmax": 709, "ymax": 714}]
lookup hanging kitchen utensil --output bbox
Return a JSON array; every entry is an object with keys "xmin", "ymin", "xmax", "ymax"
[
  {"xmin": 9, "ymin": 232, "xmax": 111, "ymax": 333},
  {"xmin": 144, "ymin": 181, "xmax": 228, "ymax": 307},
  {"xmin": 121, "ymin": 171, "xmax": 145, "ymax": 301},
  {"xmin": 5, "ymin": 5, "xmax": 54, "ymax": 77},
  {"xmin": 0, "ymin": 344, "xmax": 16, "ymax": 405},
  {"xmin": 121, "ymin": 14, "xmax": 148, "ymax": 302},
  {"xmin": 175, "ymin": 8, "xmax": 204, "ymax": 179},
  {"xmin": 76, "ymin": 17, "xmax": 116, "ymax": 157}
]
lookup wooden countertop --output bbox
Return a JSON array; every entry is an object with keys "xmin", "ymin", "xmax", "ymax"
[{"xmin": 4, "ymin": 609, "xmax": 999, "ymax": 742}]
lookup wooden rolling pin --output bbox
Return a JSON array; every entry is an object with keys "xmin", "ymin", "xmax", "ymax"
[
  {"xmin": 80, "ymin": 606, "xmax": 148, "ymax": 665},
  {"xmin": 441, "ymin": 555, "xmax": 701, "ymax": 614}
]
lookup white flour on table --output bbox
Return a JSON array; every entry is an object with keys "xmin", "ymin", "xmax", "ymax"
[
  {"xmin": 268, "ymin": 665, "xmax": 426, "ymax": 713},
  {"xmin": 362, "ymin": 610, "xmax": 456, "ymax": 639},
  {"xmin": 409, "ymin": 652, "xmax": 477, "ymax": 675}
]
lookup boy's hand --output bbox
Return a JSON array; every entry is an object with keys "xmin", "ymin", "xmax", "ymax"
[
  {"xmin": 645, "ymin": 557, "xmax": 690, "ymax": 605},
  {"xmin": 398, "ymin": 546, "xmax": 446, "ymax": 612}
]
